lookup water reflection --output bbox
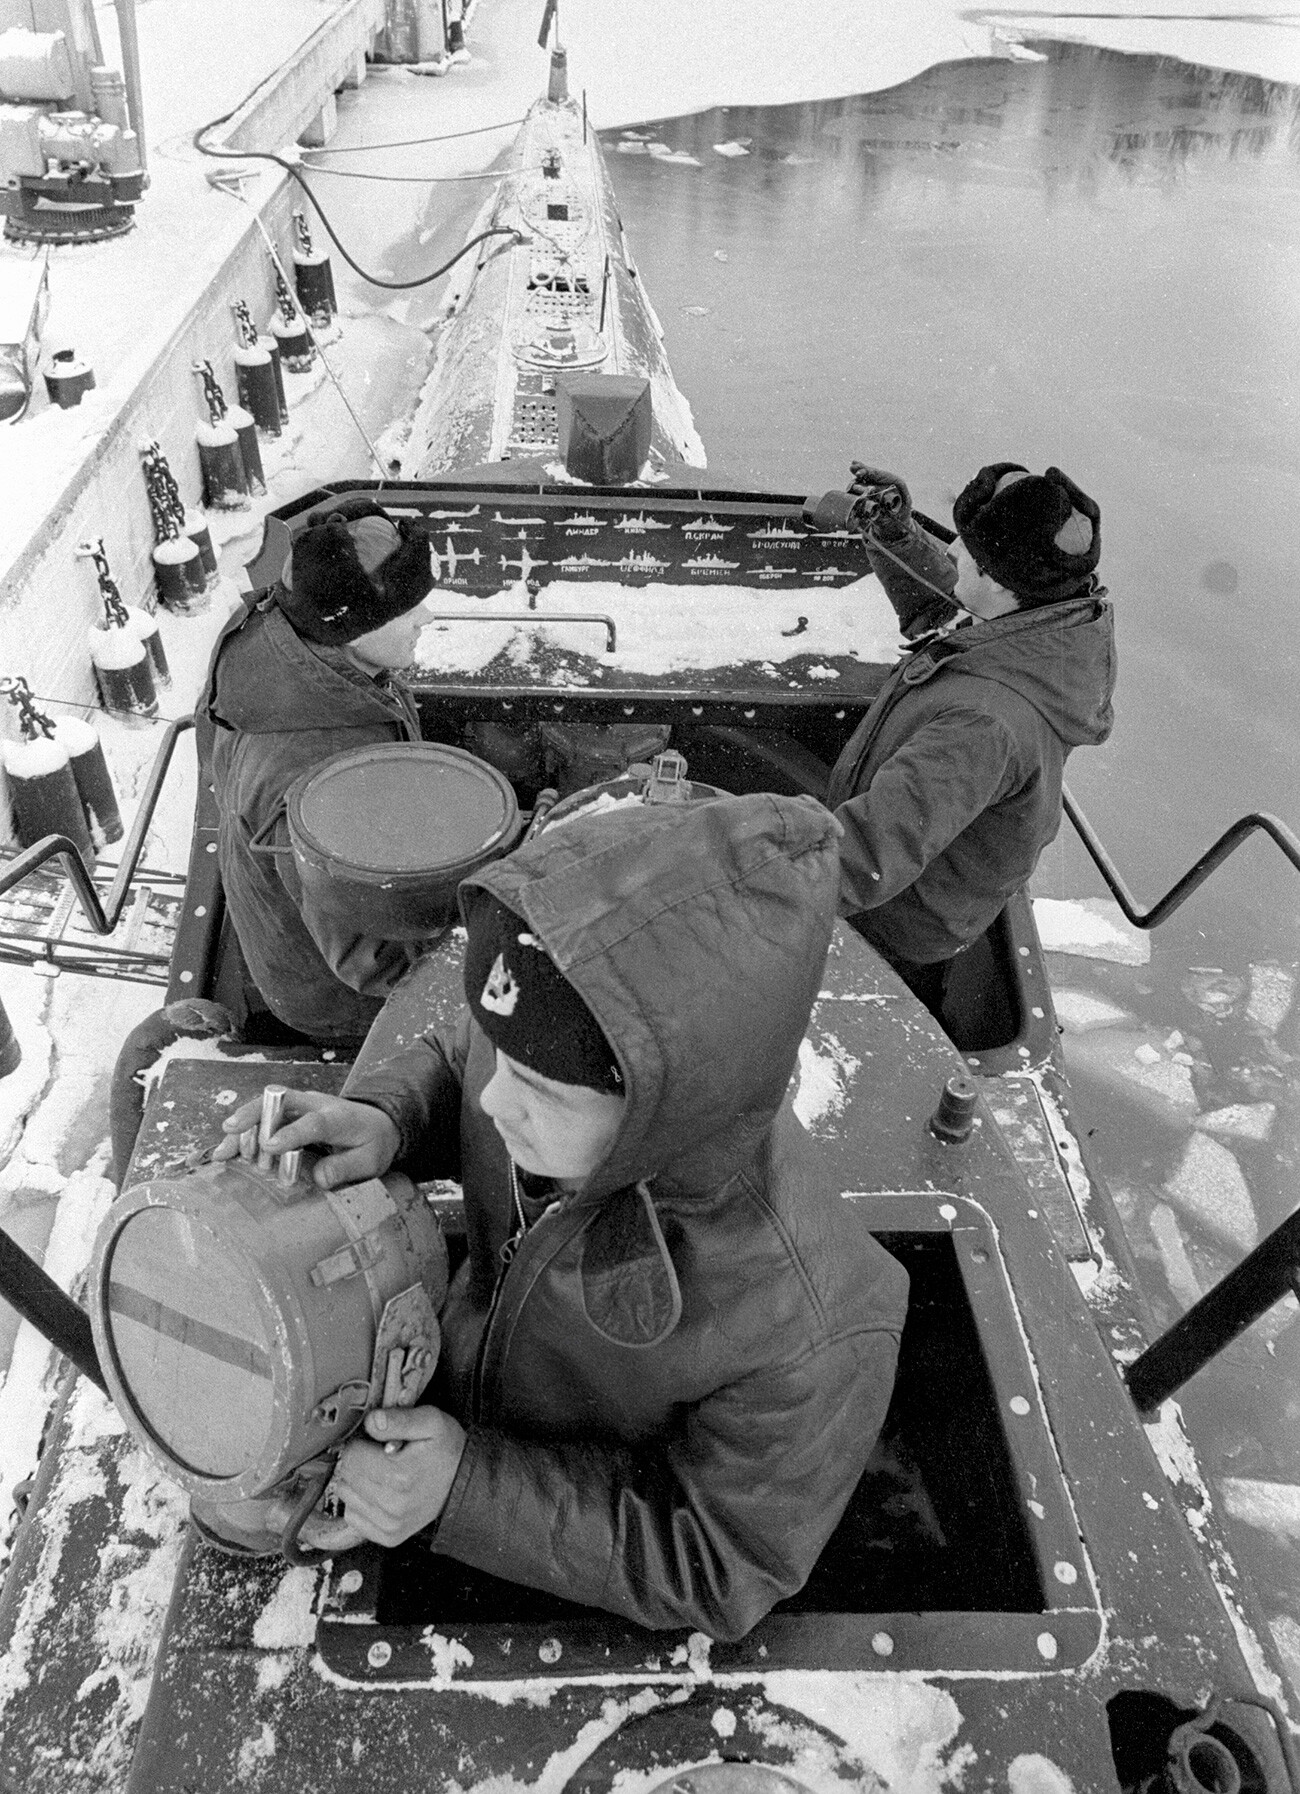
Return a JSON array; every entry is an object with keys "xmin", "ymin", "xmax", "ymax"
[{"xmin": 603, "ymin": 39, "xmax": 1300, "ymax": 1693}]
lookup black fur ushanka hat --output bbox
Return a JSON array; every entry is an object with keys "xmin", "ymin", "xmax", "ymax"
[
  {"xmin": 953, "ymin": 463, "xmax": 1101, "ymax": 606},
  {"xmin": 276, "ymin": 498, "xmax": 434, "ymax": 646}
]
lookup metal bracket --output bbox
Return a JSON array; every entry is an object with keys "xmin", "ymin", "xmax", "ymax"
[
  {"xmin": 368, "ymin": 1284, "xmax": 441, "ymax": 1410},
  {"xmin": 309, "ymin": 1232, "xmax": 384, "ymax": 1287}
]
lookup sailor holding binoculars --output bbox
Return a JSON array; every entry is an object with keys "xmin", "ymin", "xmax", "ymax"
[{"xmin": 825, "ymin": 459, "xmax": 1117, "ymax": 1018}]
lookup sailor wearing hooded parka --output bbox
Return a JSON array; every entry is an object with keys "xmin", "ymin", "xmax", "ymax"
[
  {"xmin": 826, "ymin": 461, "xmax": 1116, "ymax": 1009},
  {"xmin": 200, "ymin": 501, "xmax": 436, "ymax": 1044},
  {"xmin": 226, "ymin": 792, "xmax": 909, "ymax": 1641}
]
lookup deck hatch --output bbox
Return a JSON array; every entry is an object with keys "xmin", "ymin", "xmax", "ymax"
[{"xmin": 317, "ymin": 1193, "xmax": 1102, "ymax": 1681}]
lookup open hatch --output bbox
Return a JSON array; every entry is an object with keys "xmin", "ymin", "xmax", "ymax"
[{"xmin": 318, "ymin": 1193, "xmax": 1102, "ymax": 1682}]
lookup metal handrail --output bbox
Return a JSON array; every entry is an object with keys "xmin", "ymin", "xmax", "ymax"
[
  {"xmin": 0, "ymin": 715, "xmax": 194, "ymax": 934},
  {"xmin": 1125, "ymin": 1202, "xmax": 1300, "ymax": 1415},
  {"xmin": 1062, "ymin": 783, "xmax": 1300, "ymax": 931}
]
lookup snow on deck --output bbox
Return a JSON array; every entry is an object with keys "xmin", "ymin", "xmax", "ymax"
[{"xmin": 415, "ymin": 573, "xmax": 900, "ymax": 678}]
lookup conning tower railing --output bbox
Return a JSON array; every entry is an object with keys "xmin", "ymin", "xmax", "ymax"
[{"xmin": 1062, "ymin": 783, "xmax": 1300, "ymax": 930}]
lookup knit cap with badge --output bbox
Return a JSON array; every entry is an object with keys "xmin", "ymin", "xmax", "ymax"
[
  {"xmin": 463, "ymin": 891, "xmax": 624, "ymax": 1094},
  {"xmin": 953, "ymin": 463, "xmax": 1101, "ymax": 607},
  {"xmin": 275, "ymin": 498, "xmax": 435, "ymax": 646}
]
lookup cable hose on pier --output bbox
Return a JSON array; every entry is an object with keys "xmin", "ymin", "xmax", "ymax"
[{"xmin": 193, "ymin": 108, "xmax": 526, "ymax": 290}]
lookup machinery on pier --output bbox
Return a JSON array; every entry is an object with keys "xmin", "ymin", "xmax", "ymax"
[{"xmin": 0, "ymin": 0, "xmax": 146, "ymax": 243}]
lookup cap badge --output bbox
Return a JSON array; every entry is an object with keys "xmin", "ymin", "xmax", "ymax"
[{"xmin": 481, "ymin": 953, "xmax": 520, "ymax": 1016}]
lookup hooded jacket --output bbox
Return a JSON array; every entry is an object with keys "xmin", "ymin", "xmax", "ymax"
[
  {"xmin": 343, "ymin": 794, "xmax": 909, "ymax": 1640},
  {"xmin": 202, "ymin": 600, "xmax": 424, "ymax": 1043},
  {"xmin": 825, "ymin": 594, "xmax": 1116, "ymax": 964}
]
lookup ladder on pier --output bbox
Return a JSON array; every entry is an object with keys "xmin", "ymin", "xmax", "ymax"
[{"xmin": 0, "ymin": 854, "xmax": 183, "ymax": 984}]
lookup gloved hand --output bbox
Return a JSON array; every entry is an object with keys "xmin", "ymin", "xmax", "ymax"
[{"xmin": 848, "ymin": 463, "xmax": 912, "ymax": 538}]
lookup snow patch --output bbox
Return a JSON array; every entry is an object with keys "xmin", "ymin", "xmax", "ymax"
[
  {"xmin": 792, "ymin": 1032, "xmax": 860, "ymax": 1133},
  {"xmin": 251, "ymin": 1567, "xmax": 319, "ymax": 1649},
  {"xmin": 1008, "ymin": 1757, "xmax": 1076, "ymax": 1794},
  {"xmin": 759, "ymin": 1673, "xmax": 966, "ymax": 1794},
  {"xmin": 421, "ymin": 1629, "xmax": 475, "ymax": 1681},
  {"xmin": 255, "ymin": 1652, "xmax": 297, "ymax": 1694},
  {"xmin": 236, "ymin": 1722, "xmax": 277, "ymax": 1777},
  {"xmin": 415, "ymin": 575, "xmax": 901, "ymax": 680}
]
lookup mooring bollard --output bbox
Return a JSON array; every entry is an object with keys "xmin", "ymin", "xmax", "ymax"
[
  {"xmin": 184, "ymin": 513, "xmax": 220, "ymax": 589},
  {"xmin": 139, "ymin": 439, "xmax": 221, "ymax": 596},
  {"xmin": 151, "ymin": 534, "xmax": 209, "ymax": 612},
  {"xmin": 0, "ymin": 680, "xmax": 95, "ymax": 861},
  {"xmin": 193, "ymin": 361, "xmax": 250, "ymax": 511},
  {"xmin": 90, "ymin": 621, "xmax": 157, "ymax": 721},
  {"xmin": 124, "ymin": 606, "xmax": 171, "ymax": 687},
  {"xmin": 270, "ymin": 308, "xmax": 313, "ymax": 375},
  {"xmin": 271, "ymin": 266, "xmax": 315, "ymax": 373},
  {"xmin": 78, "ymin": 540, "xmax": 159, "ymax": 722},
  {"xmin": 233, "ymin": 344, "xmax": 281, "ymax": 437},
  {"xmin": 259, "ymin": 331, "xmax": 290, "ymax": 425},
  {"xmin": 44, "ymin": 347, "xmax": 96, "ymax": 408},
  {"xmin": 0, "ymin": 994, "xmax": 20, "ymax": 1081},
  {"xmin": 231, "ymin": 300, "xmax": 281, "ymax": 437},
  {"xmin": 225, "ymin": 402, "xmax": 267, "ymax": 496},
  {"xmin": 141, "ymin": 439, "xmax": 210, "ymax": 614},
  {"xmin": 54, "ymin": 715, "xmax": 123, "ymax": 847},
  {"xmin": 292, "ymin": 209, "xmax": 337, "ymax": 329},
  {"xmin": 195, "ymin": 415, "xmax": 250, "ymax": 510}
]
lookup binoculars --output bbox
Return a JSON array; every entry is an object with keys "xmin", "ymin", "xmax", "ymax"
[{"xmin": 802, "ymin": 488, "xmax": 867, "ymax": 533}]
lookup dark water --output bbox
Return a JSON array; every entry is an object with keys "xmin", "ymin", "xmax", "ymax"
[{"xmin": 601, "ymin": 45, "xmax": 1300, "ymax": 1681}]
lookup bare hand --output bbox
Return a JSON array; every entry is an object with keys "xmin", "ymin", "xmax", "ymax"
[
  {"xmin": 331, "ymin": 1407, "xmax": 467, "ymax": 1548},
  {"xmin": 212, "ymin": 1088, "xmax": 400, "ymax": 1188}
]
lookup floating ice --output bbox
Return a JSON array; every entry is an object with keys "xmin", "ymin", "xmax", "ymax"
[
  {"xmin": 1247, "ymin": 964, "xmax": 1295, "ymax": 1035},
  {"xmin": 1148, "ymin": 1203, "xmax": 1202, "ymax": 1310},
  {"xmin": 1195, "ymin": 1103, "xmax": 1275, "ymax": 1143},
  {"xmin": 1182, "ymin": 968, "xmax": 1245, "ymax": 1017},
  {"xmin": 1033, "ymin": 897, "xmax": 1150, "ymax": 965},
  {"xmin": 712, "ymin": 141, "xmax": 750, "ymax": 157},
  {"xmin": 1270, "ymin": 1615, "xmax": 1300, "ymax": 1691},
  {"xmin": 1052, "ymin": 988, "xmax": 1133, "ymax": 1033},
  {"xmin": 1222, "ymin": 1478, "xmax": 1300, "ymax": 1541},
  {"xmin": 1062, "ymin": 1028, "xmax": 1199, "ymax": 1126},
  {"xmin": 1163, "ymin": 1133, "xmax": 1257, "ymax": 1254}
]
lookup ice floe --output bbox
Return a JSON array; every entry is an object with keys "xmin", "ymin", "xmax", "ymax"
[
  {"xmin": 1163, "ymin": 1133, "xmax": 1257, "ymax": 1254},
  {"xmin": 1182, "ymin": 969, "xmax": 1245, "ymax": 1018},
  {"xmin": 1052, "ymin": 988, "xmax": 1133, "ymax": 1033},
  {"xmin": 1148, "ymin": 1202, "xmax": 1202, "ymax": 1311},
  {"xmin": 1032, "ymin": 897, "xmax": 1150, "ymax": 966},
  {"xmin": 1062, "ymin": 1028, "xmax": 1199, "ymax": 1126},
  {"xmin": 1222, "ymin": 1478, "xmax": 1300, "ymax": 1542},
  {"xmin": 1194, "ymin": 1103, "xmax": 1276, "ymax": 1143},
  {"xmin": 1247, "ymin": 964, "xmax": 1295, "ymax": 1036}
]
